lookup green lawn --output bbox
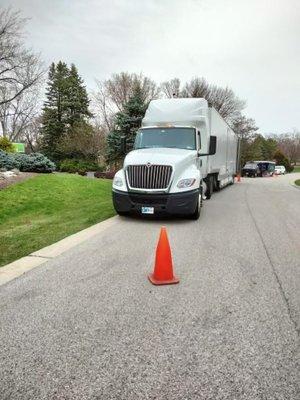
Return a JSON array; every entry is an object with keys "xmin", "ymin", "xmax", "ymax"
[
  {"xmin": 0, "ymin": 173, "xmax": 115, "ymax": 267},
  {"xmin": 293, "ymin": 166, "xmax": 300, "ymax": 173},
  {"xmin": 295, "ymin": 179, "xmax": 300, "ymax": 186}
]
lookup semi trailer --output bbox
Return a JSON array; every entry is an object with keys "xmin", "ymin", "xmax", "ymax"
[{"xmin": 112, "ymin": 98, "xmax": 239, "ymax": 219}]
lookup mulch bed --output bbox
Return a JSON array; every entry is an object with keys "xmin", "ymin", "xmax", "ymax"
[{"xmin": 0, "ymin": 172, "xmax": 37, "ymax": 190}]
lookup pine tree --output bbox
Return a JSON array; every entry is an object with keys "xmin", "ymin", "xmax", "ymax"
[
  {"xmin": 262, "ymin": 138, "xmax": 278, "ymax": 160},
  {"xmin": 68, "ymin": 64, "xmax": 91, "ymax": 127},
  {"xmin": 106, "ymin": 85, "xmax": 147, "ymax": 165},
  {"xmin": 246, "ymin": 135, "xmax": 264, "ymax": 161},
  {"xmin": 41, "ymin": 62, "xmax": 91, "ymax": 160},
  {"xmin": 242, "ymin": 134, "xmax": 280, "ymax": 167},
  {"xmin": 41, "ymin": 62, "xmax": 69, "ymax": 159},
  {"xmin": 273, "ymin": 150, "xmax": 293, "ymax": 172}
]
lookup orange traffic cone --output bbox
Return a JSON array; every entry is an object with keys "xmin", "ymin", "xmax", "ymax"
[
  {"xmin": 237, "ymin": 173, "xmax": 241, "ymax": 182},
  {"xmin": 148, "ymin": 227, "xmax": 179, "ymax": 285}
]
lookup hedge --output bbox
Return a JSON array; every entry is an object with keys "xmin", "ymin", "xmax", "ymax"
[{"xmin": 59, "ymin": 159, "xmax": 103, "ymax": 174}]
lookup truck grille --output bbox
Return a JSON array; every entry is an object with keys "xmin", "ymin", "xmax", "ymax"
[
  {"xmin": 129, "ymin": 193, "xmax": 168, "ymax": 205},
  {"xmin": 127, "ymin": 165, "xmax": 172, "ymax": 189}
]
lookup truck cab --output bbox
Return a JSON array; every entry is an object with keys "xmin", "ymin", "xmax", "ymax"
[{"xmin": 113, "ymin": 125, "xmax": 206, "ymax": 219}]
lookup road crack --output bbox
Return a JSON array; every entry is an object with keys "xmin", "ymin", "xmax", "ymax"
[{"xmin": 244, "ymin": 185, "xmax": 300, "ymax": 337}]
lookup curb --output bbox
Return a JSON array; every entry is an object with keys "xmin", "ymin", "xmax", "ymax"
[
  {"xmin": 290, "ymin": 177, "xmax": 300, "ymax": 190},
  {"xmin": 0, "ymin": 216, "xmax": 118, "ymax": 287},
  {"xmin": 291, "ymin": 183, "xmax": 300, "ymax": 190}
]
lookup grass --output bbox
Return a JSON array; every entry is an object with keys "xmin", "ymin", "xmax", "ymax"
[
  {"xmin": 293, "ymin": 166, "xmax": 300, "ymax": 173},
  {"xmin": 0, "ymin": 173, "xmax": 115, "ymax": 267},
  {"xmin": 295, "ymin": 179, "xmax": 300, "ymax": 186}
]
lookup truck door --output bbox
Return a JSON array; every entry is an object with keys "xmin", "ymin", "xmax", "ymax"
[
  {"xmin": 196, "ymin": 130, "xmax": 201, "ymax": 170},
  {"xmin": 226, "ymin": 128, "xmax": 229, "ymax": 177}
]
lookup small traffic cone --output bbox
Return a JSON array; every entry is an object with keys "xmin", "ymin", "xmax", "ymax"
[
  {"xmin": 237, "ymin": 173, "xmax": 241, "ymax": 182},
  {"xmin": 148, "ymin": 227, "xmax": 179, "ymax": 285}
]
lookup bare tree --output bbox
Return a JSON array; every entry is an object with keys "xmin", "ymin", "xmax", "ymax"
[
  {"xmin": 230, "ymin": 114, "xmax": 259, "ymax": 170},
  {"xmin": 0, "ymin": 8, "xmax": 44, "ymax": 107},
  {"xmin": 22, "ymin": 115, "xmax": 43, "ymax": 152},
  {"xmin": 231, "ymin": 114, "xmax": 258, "ymax": 139},
  {"xmin": 181, "ymin": 77, "xmax": 210, "ymax": 98},
  {"xmin": 0, "ymin": 81, "xmax": 43, "ymax": 141},
  {"xmin": 92, "ymin": 81, "xmax": 116, "ymax": 133},
  {"xmin": 104, "ymin": 72, "xmax": 159, "ymax": 111},
  {"xmin": 60, "ymin": 121, "xmax": 106, "ymax": 162},
  {"xmin": 273, "ymin": 129, "xmax": 300, "ymax": 164},
  {"xmin": 208, "ymin": 85, "xmax": 245, "ymax": 121},
  {"xmin": 93, "ymin": 72, "xmax": 249, "ymax": 142},
  {"xmin": 93, "ymin": 72, "xmax": 159, "ymax": 132},
  {"xmin": 160, "ymin": 78, "xmax": 181, "ymax": 98},
  {"xmin": 181, "ymin": 77, "xmax": 245, "ymax": 122}
]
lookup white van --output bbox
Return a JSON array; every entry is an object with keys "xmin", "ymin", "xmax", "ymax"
[{"xmin": 275, "ymin": 165, "xmax": 286, "ymax": 175}]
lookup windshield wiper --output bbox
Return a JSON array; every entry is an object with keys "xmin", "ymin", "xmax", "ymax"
[
  {"xmin": 136, "ymin": 146, "xmax": 192, "ymax": 150},
  {"xmin": 163, "ymin": 146, "xmax": 191, "ymax": 149}
]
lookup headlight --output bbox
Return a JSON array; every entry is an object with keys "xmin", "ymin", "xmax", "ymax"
[
  {"xmin": 177, "ymin": 178, "xmax": 196, "ymax": 188},
  {"xmin": 113, "ymin": 176, "xmax": 123, "ymax": 187}
]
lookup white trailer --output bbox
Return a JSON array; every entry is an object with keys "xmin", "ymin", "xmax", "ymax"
[{"xmin": 112, "ymin": 98, "xmax": 239, "ymax": 219}]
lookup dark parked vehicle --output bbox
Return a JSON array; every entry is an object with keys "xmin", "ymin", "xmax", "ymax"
[
  {"xmin": 242, "ymin": 161, "xmax": 276, "ymax": 177},
  {"xmin": 242, "ymin": 162, "xmax": 260, "ymax": 177},
  {"xmin": 254, "ymin": 161, "xmax": 276, "ymax": 177}
]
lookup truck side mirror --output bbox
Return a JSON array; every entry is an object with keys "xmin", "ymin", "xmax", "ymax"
[
  {"xmin": 120, "ymin": 136, "xmax": 126, "ymax": 154},
  {"xmin": 209, "ymin": 136, "xmax": 217, "ymax": 155}
]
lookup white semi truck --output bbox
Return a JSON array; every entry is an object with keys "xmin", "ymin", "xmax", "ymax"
[{"xmin": 112, "ymin": 98, "xmax": 239, "ymax": 219}]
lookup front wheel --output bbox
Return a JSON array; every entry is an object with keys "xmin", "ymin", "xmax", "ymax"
[
  {"xmin": 116, "ymin": 211, "xmax": 128, "ymax": 216},
  {"xmin": 189, "ymin": 189, "xmax": 202, "ymax": 220}
]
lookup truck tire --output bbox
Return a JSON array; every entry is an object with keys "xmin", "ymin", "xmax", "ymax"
[
  {"xmin": 213, "ymin": 175, "xmax": 220, "ymax": 191},
  {"xmin": 189, "ymin": 192, "xmax": 201, "ymax": 220},
  {"xmin": 205, "ymin": 176, "xmax": 213, "ymax": 199},
  {"xmin": 116, "ymin": 211, "xmax": 128, "ymax": 216}
]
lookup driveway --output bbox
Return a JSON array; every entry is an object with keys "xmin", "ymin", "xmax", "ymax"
[{"xmin": 0, "ymin": 174, "xmax": 299, "ymax": 399}]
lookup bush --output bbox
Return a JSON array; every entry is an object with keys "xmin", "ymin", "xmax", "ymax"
[
  {"xmin": 13, "ymin": 153, "xmax": 56, "ymax": 173},
  {"xmin": 59, "ymin": 159, "xmax": 79, "ymax": 174},
  {"xmin": 273, "ymin": 150, "xmax": 294, "ymax": 173},
  {"xmin": 0, "ymin": 150, "xmax": 20, "ymax": 170},
  {"xmin": 1, "ymin": 149, "xmax": 56, "ymax": 172},
  {"xmin": 59, "ymin": 159, "xmax": 103, "ymax": 174},
  {"xmin": 0, "ymin": 137, "xmax": 15, "ymax": 153},
  {"xmin": 94, "ymin": 170, "xmax": 116, "ymax": 179}
]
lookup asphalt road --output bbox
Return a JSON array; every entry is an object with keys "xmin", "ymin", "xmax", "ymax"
[{"xmin": 0, "ymin": 174, "xmax": 299, "ymax": 400}]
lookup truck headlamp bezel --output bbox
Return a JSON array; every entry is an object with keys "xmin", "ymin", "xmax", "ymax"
[
  {"xmin": 113, "ymin": 176, "xmax": 123, "ymax": 187},
  {"xmin": 177, "ymin": 178, "xmax": 196, "ymax": 188}
]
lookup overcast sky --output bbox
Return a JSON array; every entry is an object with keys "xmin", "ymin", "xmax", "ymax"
[{"xmin": 2, "ymin": 0, "xmax": 299, "ymax": 133}]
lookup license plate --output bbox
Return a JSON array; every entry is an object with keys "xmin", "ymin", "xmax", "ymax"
[{"xmin": 141, "ymin": 206, "xmax": 154, "ymax": 214}]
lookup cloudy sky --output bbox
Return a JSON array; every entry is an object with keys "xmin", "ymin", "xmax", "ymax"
[{"xmin": 2, "ymin": 0, "xmax": 299, "ymax": 133}]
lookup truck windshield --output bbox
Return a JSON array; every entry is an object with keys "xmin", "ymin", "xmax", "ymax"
[
  {"xmin": 134, "ymin": 127, "xmax": 196, "ymax": 150},
  {"xmin": 244, "ymin": 163, "xmax": 257, "ymax": 169}
]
